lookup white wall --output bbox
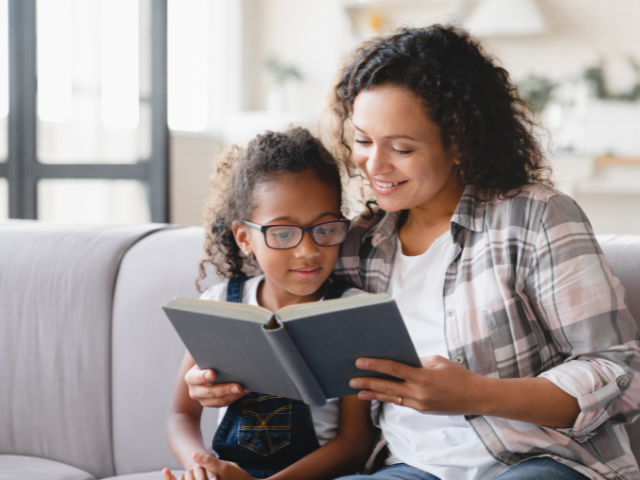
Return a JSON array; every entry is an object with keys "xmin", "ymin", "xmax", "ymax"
[{"xmin": 171, "ymin": 0, "xmax": 640, "ymax": 232}]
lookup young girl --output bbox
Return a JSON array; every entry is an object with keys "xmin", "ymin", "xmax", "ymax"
[{"xmin": 163, "ymin": 127, "xmax": 375, "ymax": 480}]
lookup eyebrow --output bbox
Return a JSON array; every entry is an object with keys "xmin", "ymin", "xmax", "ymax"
[
  {"xmin": 353, "ymin": 123, "xmax": 418, "ymax": 141},
  {"xmin": 266, "ymin": 212, "xmax": 341, "ymax": 224}
]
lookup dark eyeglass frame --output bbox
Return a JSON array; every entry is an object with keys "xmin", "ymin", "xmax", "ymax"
[{"xmin": 242, "ymin": 219, "xmax": 351, "ymax": 250}]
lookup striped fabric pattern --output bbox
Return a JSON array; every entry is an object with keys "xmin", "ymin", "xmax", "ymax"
[{"xmin": 335, "ymin": 184, "xmax": 640, "ymax": 480}]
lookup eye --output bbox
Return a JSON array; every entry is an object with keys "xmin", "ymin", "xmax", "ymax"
[
  {"xmin": 393, "ymin": 147, "xmax": 413, "ymax": 155},
  {"xmin": 315, "ymin": 227, "xmax": 336, "ymax": 236},
  {"xmin": 272, "ymin": 231, "xmax": 293, "ymax": 239},
  {"xmin": 354, "ymin": 139, "xmax": 371, "ymax": 145}
]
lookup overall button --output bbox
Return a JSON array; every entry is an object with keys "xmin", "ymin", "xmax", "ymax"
[
  {"xmin": 618, "ymin": 377, "xmax": 629, "ymax": 389},
  {"xmin": 446, "ymin": 309, "xmax": 455, "ymax": 317},
  {"xmin": 454, "ymin": 356, "xmax": 464, "ymax": 364},
  {"xmin": 497, "ymin": 453, "xmax": 506, "ymax": 461}
]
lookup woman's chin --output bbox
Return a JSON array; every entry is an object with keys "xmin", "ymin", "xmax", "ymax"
[{"xmin": 375, "ymin": 196, "xmax": 413, "ymax": 213}]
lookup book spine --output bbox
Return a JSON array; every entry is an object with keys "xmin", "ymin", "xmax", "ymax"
[{"xmin": 262, "ymin": 322, "xmax": 327, "ymax": 407}]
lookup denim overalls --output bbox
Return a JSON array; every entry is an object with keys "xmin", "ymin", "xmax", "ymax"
[{"xmin": 212, "ymin": 275, "xmax": 348, "ymax": 478}]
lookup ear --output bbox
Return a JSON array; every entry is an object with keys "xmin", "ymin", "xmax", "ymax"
[{"xmin": 232, "ymin": 221, "xmax": 254, "ymax": 256}]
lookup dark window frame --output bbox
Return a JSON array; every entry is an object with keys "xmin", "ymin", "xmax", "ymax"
[{"xmin": 1, "ymin": 0, "xmax": 169, "ymax": 222}]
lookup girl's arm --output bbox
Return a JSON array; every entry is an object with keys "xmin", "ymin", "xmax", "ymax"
[
  {"xmin": 165, "ymin": 351, "xmax": 211, "ymax": 470},
  {"xmin": 269, "ymin": 395, "xmax": 376, "ymax": 480},
  {"xmin": 191, "ymin": 395, "xmax": 376, "ymax": 480}
]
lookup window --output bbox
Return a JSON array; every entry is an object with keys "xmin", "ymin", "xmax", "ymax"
[{"xmin": 1, "ymin": 0, "xmax": 168, "ymax": 223}]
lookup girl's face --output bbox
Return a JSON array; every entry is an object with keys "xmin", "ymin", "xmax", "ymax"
[
  {"xmin": 233, "ymin": 171, "xmax": 342, "ymax": 307},
  {"xmin": 351, "ymin": 84, "xmax": 460, "ymax": 213}
]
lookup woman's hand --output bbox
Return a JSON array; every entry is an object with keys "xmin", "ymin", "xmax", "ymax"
[
  {"xmin": 191, "ymin": 452, "xmax": 256, "ymax": 480},
  {"xmin": 349, "ymin": 355, "xmax": 487, "ymax": 415},
  {"xmin": 350, "ymin": 355, "xmax": 581, "ymax": 427},
  {"xmin": 184, "ymin": 364, "xmax": 250, "ymax": 408}
]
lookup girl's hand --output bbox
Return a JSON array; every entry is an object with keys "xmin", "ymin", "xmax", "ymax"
[
  {"xmin": 163, "ymin": 468, "xmax": 178, "ymax": 480},
  {"xmin": 192, "ymin": 452, "xmax": 256, "ymax": 480},
  {"xmin": 349, "ymin": 355, "xmax": 487, "ymax": 415},
  {"xmin": 163, "ymin": 465, "xmax": 215, "ymax": 480},
  {"xmin": 184, "ymin": 364, "xmax": 250, "ymax": 408}
]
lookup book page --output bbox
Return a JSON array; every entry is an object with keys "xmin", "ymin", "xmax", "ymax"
[
  {"xmin": 165, "ymin": 298, "xmax": 273, "ymax": 323},
  {"xmin": 275, "ymin": 293, "xmax": 391, "ymax": 322}
]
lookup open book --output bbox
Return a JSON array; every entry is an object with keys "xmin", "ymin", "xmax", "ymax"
[{"xmin": 162, "ymin": 293, "xmax": 420, "ymax": 406}]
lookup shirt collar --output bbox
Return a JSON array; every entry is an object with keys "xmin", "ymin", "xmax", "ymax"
[
  {"xmin": 450, "ymin": 185, "xmax": 486, "ymax": 233},
  {"xmin": 362, "ymin": 184, "xmax": 485, "ymax": 248}
]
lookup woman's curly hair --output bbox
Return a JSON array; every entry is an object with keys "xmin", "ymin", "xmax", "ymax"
[
  {"xmin": 197, "ymin": 127, "xmax": 343, "ymax": 290},
  {"xmin": 328, "ymin": 24, "xmax": 551, "ymax": 201}
]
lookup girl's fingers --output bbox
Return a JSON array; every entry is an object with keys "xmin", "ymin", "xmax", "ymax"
[
  {"xmin": 197, "ymin": 391, "xmax": 248, "ymax": 408},
  {"xmin": 162, "ymin": 468, "xmax": 177, "ymax": 480},
  {"xmin": 192, "ymin": 452, "xmax": 222, "ymax": 473},
  {"xmin": 194, "ymin": 467, "xmax": 209, "ymax": 480},
  {"xmin": 184, "ymin": 366, "xmax": 216, "ymax": 385}
]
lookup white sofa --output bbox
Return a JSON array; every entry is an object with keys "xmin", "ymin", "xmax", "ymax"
[{"xmin": 1, "ymin": 221, "xmax": 640, "ymax": 479}]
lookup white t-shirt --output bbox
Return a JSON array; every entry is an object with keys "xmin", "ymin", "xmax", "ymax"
[
  {"xmin": 200, "ymin": 275, "xmax": 363, "ymax": 446},
  {"xmin": 380, "ymin": 232, "xmax": 508, "ymax": 480}
]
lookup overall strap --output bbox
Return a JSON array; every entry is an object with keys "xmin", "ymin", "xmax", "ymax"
[
  {"xmin": 226, "ymin": 275, "xmax": 249, "ymax": 303},
  {"xmin": 323, "ymin": 277, "xmax": 349, "ymax": 301}
]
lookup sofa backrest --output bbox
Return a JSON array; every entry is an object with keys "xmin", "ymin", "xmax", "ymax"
[
  {"xmin": 598, "ymin": 235, "xmax": 640, "ymax": 462},
  {"xmin": 110, "ymin": 226, "xmax": 221, "ymax": 476},
  {"xmin": 0, "ymin": 222, "xmax": 164, "ymax": 479}
]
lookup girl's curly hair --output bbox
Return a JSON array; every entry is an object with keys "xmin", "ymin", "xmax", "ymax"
[
  {"xmin": 328, "ymin": 24, "xmax": 551, "ymax": 201},
  {"xmin": 197, "ymin": 127, "xmax": 343, "ymax": 291}
]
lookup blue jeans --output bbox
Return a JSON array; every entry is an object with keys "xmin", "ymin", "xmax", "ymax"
[{"xmin": 336, "ymin": 459, "xmax": 589, "ymax": 480}]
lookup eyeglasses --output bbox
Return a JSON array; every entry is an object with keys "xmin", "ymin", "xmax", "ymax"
[{"xmin": 243, "ymin": 219, "xmax": 351, "ymax": 250}]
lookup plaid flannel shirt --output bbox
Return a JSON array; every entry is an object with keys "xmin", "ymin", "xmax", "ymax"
[{"xmin": 335, "ymin": 184, "xmax": 640, "ymax": 480}]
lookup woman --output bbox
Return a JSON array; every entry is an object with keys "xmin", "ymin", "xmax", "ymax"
[
  {"xmin": 326, "ymin": 25, "xmax": 640, "ymax": 480},
  {"xmin": 183, "ymin": 25, "xmax": 640, "ymax": 480}
]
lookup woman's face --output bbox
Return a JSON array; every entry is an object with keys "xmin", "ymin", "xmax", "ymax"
[{"xmin": 352, "ymin": 84, "xmax": 460, "ymax": 213}]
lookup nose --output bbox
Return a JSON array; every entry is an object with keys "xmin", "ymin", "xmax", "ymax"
[
  {"xmin": 363, "ymin": 145, "xmax": 393, "ymax": 177},
  {"xmin": 294, "ymin": 231, "xmax": 320, "ymax": 259}
]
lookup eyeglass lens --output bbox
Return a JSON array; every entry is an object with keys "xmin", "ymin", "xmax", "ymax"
[{"xmin": 265, "ymin": 222, "xmax": 347, "ymax": 249}]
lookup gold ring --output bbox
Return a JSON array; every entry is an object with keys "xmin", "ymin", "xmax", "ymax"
[{"xmin": 397, "ymin": 396, "xmax": 403, "ymax": 406}]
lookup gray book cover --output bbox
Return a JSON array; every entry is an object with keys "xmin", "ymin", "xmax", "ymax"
[{"xmin": 162, "ymin": 294, "xmax": 420, "ymax": 406}]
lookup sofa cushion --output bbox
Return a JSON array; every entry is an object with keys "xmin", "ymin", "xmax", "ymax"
[
  {"xmin": 0, "ymin": 222, "xmax": 165, "ymax": 479},
  {"xmin": 101, "ymin": 470, "xmax": 185, "ymax": 480},
  {"xmin": 0, "ymin": 455, "xmax": 96, "ymax": 480},
  {"xmin": 110, "ymin": 227, "xmax": 221, "ymax": 476}
]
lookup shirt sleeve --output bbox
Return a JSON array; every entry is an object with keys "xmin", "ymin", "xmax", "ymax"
[
  {"xmin": 199, "ymin": 282, "xmax": 227, "ymax": 301},
  {"xmin": 526, "ymin": 194, "xmax": 640, "ymax": 441}
]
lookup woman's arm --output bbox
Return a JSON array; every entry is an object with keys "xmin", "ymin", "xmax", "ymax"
[
  {"xmin": 351, "ymin": 194, "xmax": 640, "ymax": 433},
  {"xmin": 350, "ymin": 356, "xmax": 579, "ymax": 427}
]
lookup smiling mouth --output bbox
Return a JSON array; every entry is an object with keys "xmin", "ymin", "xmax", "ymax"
[{"xmin": 374, "ymin": 180, "xmax": 407, "ymax": 188}]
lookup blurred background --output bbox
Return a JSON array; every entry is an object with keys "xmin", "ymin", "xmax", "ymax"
[{"xmin": 1, "ymin": 0, "xmax": 639, "ymax": 233}]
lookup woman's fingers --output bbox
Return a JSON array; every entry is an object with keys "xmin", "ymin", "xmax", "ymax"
[
  {"xmin": 350, "ymin": 375, "xmax": 409, "ymax": 399},
  {"xmin": 355, "ymin": 357, "xmax": 415, "ymax": 381},
  {"xmin": 350, "ymin": 358, "xmax": 419, "ymax": 399},
  {"xmin": 356, "ymin": 389, "xmax": 427, "ymax": 411}
]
